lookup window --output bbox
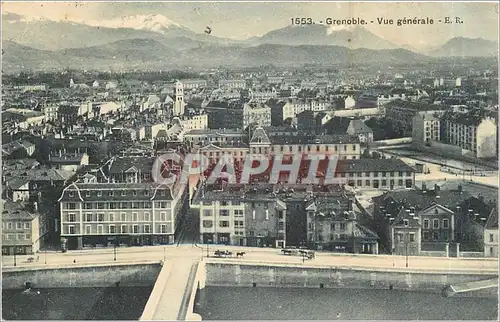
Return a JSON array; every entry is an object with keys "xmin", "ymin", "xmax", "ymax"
[
  {"xmin": 144, "ymin": 224, "xmax": 151, "ymax": 233},
  {"xmin": 121, "ymin": 190, "xmax": 126, "ymax": 196},
  {"xmin": 357, "ymin": 180, "xmax": 362, "ymax": 186},
  {"xmin": 97, "ymin": 203, "xmax": 104, "ymax": 209},
  {"xmin": 109, "ymin": 213, "xmax": 115, "ymax": 222},
  {"xmin": 203, "ymin": 210, "xmax": 212, "ymax": 217},
  {"xmin": 423, "ymin": 219, "xmax": 430, "ymax": 229},
  {"xmin": 443, "ymin": 219, "xmax": 449, "ymax": 229},
  {"xmin": 339, "ymin": 223, "xmax": 346, "ymax": 230},
  {"xmin": 398, "ymin": 233, "xmax": 404, "ymax": 242},
  {"xmin": 25, "ymin": 234, "xmax": 31, "ymax": 240},
  {"xmin": 69, "ymin": 225, "xmax": 76, "ymax": 234},
  {"xmin": 132, "ymin": 190, "xmax": 137, "ymax": 196},
  {"xmin": 220, "ymin": 210, "xmax": 229, "ymax": 216},
  {"xmin": 365, "ymin": 180, "xmax": 370, "ymax": 186},
  {"xmin": 131, "ymin": 212, "xmax": 137, "ymax": 222},
  {"xmin": 68, "ymin": 203, "xmax": 76, "ymax": 210},
  {"xmin": 67, "ymin": 213, "xmax": 76, "ymax": 222},
  {"xmin": 86, "ymin": 191, "xmax": 91, "ymax": 197},
  {"xmin": 97, "ymin": 225, "xmax": 103, "ymax": 234},
  {"xmin": 432, "ymin": 231, "xmax": 439, "ymax": 240},
  {"xmin": 133, "ymin": 225, "xmax": 139, "ymax": 234},
  {"xmin": 69, "ymin": 192, "xmax": 74, "ymax": 197},
  {"xmin": 85, "ymin": 225, "xmax": 91, "ymax": 234},
  {"xmin": 24, "ymin": 222, "xmax": 30, "ymax": 229},
  {"xmin": 121, "ymin": 213, "xmax": 127, "ymax": 222},
  {"xmin": 433, "ymin": 219, "xmax": 439, "ymax": 229},
  {"xmin": 109, "ymin": 225, "xmax": 116, "ymax": 234},
  {"xmin": 220, "ymin": 221, "xmax": 230, "ymax": 228},
  {"xmin": 403, "ymin": 219, "xmax": 409, "ymax": 227},
  {"xmin": 434, "ymin": 208, "xmax": 439, "ymax": 214},
  {"xmin": 409, "ymin": 233, "xmax": 415, "ymax": 242},
  {"xmin": 234, "ymin": 210, "xmax": 244, "ymax": 217},
  {"xmin": 121, "ymin": 225, "xmax": 127, "ymax": 234},
  {"xmin": 7, "ymin": 222, "xmax": 12, "ymax": 229},
  {"xmin": 398, "ymin": 179, "xmax": 403, "ymax": 186},
  {"xmin": 97, "ymin": 191, "xmax": 102, "ymax": 197},
  {"xmin": 144, "ymin": 212, "xmax": 150, "ymax": 221},
  {"xmin": 490, "ymin": 234, "xmax": 494, "ymax": 242},
  {"xmin": 202, "ymin": 220, "xmax": 213, "ymax": 228},
  {"xmin": 221, "ymin": 201, "xmax": 228, "ymax": 206},
  {"xmin": 16, "ymin": 222, "xmax": 22, "ymax": 229},
  {"xmin": 330, "ymin": 223, "xmax": 336, "ymax": 230},
  {"xmin": 373, "ymin": 172, "xmax": 379, "ymax": 177},
  {"xmin": 109, "ymin": 191, "xmax": 114, "ymax": 197},
  {"xmin": 381, "ymin": 180, "xmax": 387, "ymax": 186}
]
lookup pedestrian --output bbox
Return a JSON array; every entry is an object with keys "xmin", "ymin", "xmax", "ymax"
[{"xmin": 73, "ymin": 259, "xmax": 76, "ymax": 264}]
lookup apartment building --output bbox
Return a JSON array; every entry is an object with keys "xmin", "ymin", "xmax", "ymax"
[
  {"xmin": 193, "ymin": 183, "xmax": 287, "ymax": 248},
  {"xmin": 373, "ymin": 185, "xmax": 494, "ymax": 255},
  {"xmin": 484, "ymin": 208, "xmax": 498, "ymax": 257},
  {"xmin": 249, "ymin": 127, "xmax": 362, "ymax": 160},
  {"xmin": 218, "ymin": 79, "xmax": 246, "ymax": 89},
  {"xmin": 199, "ymin": 141, "xmax": 249, "ymax": 164},
  {"xmin": 336, "ymin": 159, "xmax": 416, "ymax": 189},
  {"xmin": 183, "ymin": 128, "xmax": 246, "ymax": 146},
  {"xmin": 2, "ymin": 200, "xmax": 49, "ymax": 255},
  {"xmin": 305, "ymin": 195, "xmax": 379, "ymax": 253},
  {"xmin": 243, "ymin": 101, "xmax": 272, "ymax": 129},
  {"xmin": 58, "ymin": 182, "xmax": 185, "ymax": 250},
  {"xmin": 441, "ymin": 109, "xmax": 497, "ymax": 158},
  {"xmin": 412, "ymin": 111, "xmax": 441, "ymax": 145},
  {"xmin": 384, "ymin": 100, "xmax": 448, "ymax": 137}
]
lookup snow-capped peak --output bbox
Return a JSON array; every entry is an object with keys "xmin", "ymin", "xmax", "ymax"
[
  {"xmin": 326, "ymin": 25, "xmax": 356, "ymax": 35},
  {"xmin": 85, "ymin": 14, "xmax": 183, "ymax": 33}
]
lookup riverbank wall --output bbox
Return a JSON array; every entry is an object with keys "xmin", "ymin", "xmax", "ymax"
[
  {"xmin": 2, "ymin": 261, "xmax": 162, "ymax": 289},
  {"xmin": 204, "ymin": 261, "xmax": 498, "ymax": 297}
]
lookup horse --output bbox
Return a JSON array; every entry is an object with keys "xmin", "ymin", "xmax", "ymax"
[{"xmin": 236, "ymin": 251, "xmax": 245, "ymax": 258}]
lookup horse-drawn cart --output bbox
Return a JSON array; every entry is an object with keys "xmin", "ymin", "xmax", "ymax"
[{"xmin": 281, "ymin": 248, "xmax": 315, "ymax": 259}]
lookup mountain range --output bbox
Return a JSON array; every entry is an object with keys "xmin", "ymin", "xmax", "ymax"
[{"xmin": 1, "ymin": 12, "xmax": 498, "ymax": 72}]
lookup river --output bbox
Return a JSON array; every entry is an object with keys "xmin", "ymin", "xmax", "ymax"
[
  {"xmin": 195, "ymin": 286, "xmax": 498, "ymax": 320},
  {"xmin": 2, "ymin": 286, "xmax": 152, "ymax": 320}
]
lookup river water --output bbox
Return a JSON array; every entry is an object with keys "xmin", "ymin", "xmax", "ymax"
[
  {"xmin": 2, "ymin": 286, "xmax": 152, "ymax": 320},
  {"xmin": 195, "ymin": 286, "xmax": 498, "ymax": 320}
]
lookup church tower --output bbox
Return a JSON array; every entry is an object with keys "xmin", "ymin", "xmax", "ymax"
[{"xmin": 173, "ymin": 81, "xmax": 185, "ymax": 116}]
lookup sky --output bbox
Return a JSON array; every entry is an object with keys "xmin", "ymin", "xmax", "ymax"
[{"xmin": 2, "ymin": 1, "xmax": 499, "ymax": 50}]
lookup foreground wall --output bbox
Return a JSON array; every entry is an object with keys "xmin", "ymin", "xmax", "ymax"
[
  {"xmin": 205, "ymin": 262, "xmax": 498, "ymax": 296},
  {"xmin": 2, "ymin": 262, "xmax": 162, "ymax": 289}
]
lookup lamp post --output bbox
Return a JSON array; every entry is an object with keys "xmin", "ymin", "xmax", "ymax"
[
  {"xmin": 113, "ymin": 238, "xmax": 117, "ymax": 261},
  {"xmin": 13, "ymin": 242, "xmax": 17, "ymax": 267}
]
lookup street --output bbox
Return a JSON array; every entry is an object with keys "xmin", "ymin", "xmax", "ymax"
[{"xmin": 2, "ymin": 244, "xmax": 497, "ymax": 273}]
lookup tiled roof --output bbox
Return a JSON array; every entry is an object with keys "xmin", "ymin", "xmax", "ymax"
[
  {"xmin": 3, "ymin": 168, "xmax": 74, "ymax": 182},
  {"xmin": 324, "ymin": 117, "xmax": 350, "ymax": 134},
  {"xmin": 374, "ymin": 188, "xmax": 472, "ymax": 212},
  {"xmin": 106, "ymin": 156, "xmax": 155, "ymax": 174},
  {"xmin": 270, "ymin": 134, "xmax": 359, "ymax": 145},
  {"xmin": 250, "ymin": 127, "xmax": 271, "ymax": 144},
  {"xmin": 349, "ymin": 119, "xmax": 373, "ymax": 134},
  {"xmin": 485, "ymin": 207, "xmax": 498, "ymax": 229},
  {"xmin": 338, "ymin": 159, "xmax": 415, "ymax": 173},
  {"xmin": 2, "ymin": 200, "xmax": 39, "ymax": 220},
  {"xmin": 58, "ymin": 182, "xmax": 175, "ymax": 202}
]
